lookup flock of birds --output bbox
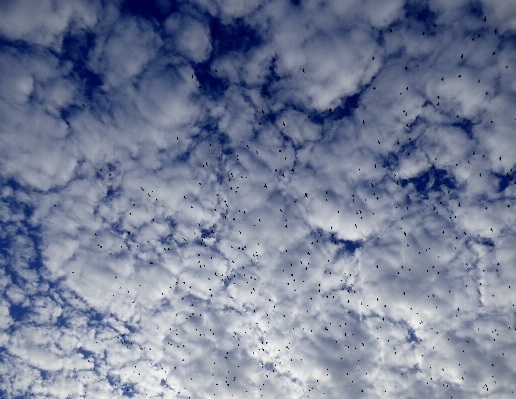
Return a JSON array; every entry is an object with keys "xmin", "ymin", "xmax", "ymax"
[{"xmin": 12, "ymin": 12, "xmax": 513, "ymax": 399}]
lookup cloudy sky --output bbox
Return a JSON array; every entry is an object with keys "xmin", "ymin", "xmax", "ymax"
[{"xmin": 1, "ymin": 0, "xmax": 516, "ymax": 398}]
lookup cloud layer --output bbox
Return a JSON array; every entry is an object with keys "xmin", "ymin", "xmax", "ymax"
[{"xmin": 0, "ymin": 0, "xmax": 515, "ymax": 398}]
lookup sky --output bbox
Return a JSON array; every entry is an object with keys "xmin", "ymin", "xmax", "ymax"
[{"xmin": 0, "ymin": 0, "xmax": 515, "ymax": 398}]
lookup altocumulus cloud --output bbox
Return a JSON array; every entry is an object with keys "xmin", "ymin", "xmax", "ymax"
[{"xmin": 0, "ymin": 0, "xmax": 515, "ymax": 398}]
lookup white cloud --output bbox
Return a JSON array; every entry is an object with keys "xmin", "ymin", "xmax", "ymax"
[
  {"xmin": 0, "ymin": 0, "xmax": 99, "ymax": 49},
  {"xmin": 164, "ymin": 14, "xmax": 212, "ymax": 63},
  {"xmin": 89, "ymin": 16, "xmax": 163, "ymax": 88}
]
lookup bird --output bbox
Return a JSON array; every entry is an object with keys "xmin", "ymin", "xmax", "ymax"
[
  {"xmin": 264, "ymin": 183, "xmax": 267, "ymax": 188},
  {"xmin": 304, "ymin": 193, "xmax": 308, "ymax": 198}
]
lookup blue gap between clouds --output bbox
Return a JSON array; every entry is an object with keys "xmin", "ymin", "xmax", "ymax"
[
  {"xmin": 121, "ymin": 0, "xmax": 178, "ymax": 23},
  {"xmin": 8, "ymin": 304, "xmax": 30, "ymax": 323},
  {"xmin": 468, "ymin": 1, "xmax": 486, "ymax": 19},
  {"xmin": 313, "ymin": 228, "xmax": 362, "ymax": 256},
  {"xmin": 407, "ymin": 327, "xmax": 418, "ymax": 343},
  {"xmin": 318, "ymin": 92, "xmax": 361, "ymax": 123},
  {"xmin": 260, "ymin": 56, "xmax": 281, "ymax": 120},
  {"xmin": 479, "ymin": 237, "xmax": 495, "ymax": 247},
  {"xmin": 401, "ymin": 168, "xmax": 456, "ymax": 197},
  {"xmin": 451, "ymin": 118, "xmax": 475, "ymax": 140},
  {"xmin": 77, "ymin": 347, "xmax": 95, "ymax": 359},
  {"xmin": 210, "ymin": 17, "xmax": 262, "ymax": 54},
  {"xmin": 193, "ymin": 17, "xmax": 262, "ymax": 101},
  {"xmin": 60, "ymin": 30, "xmax": 102, "ymax": 102},
  {"xmin": 404, "ymin": 2, "xmax": 438, "ymax": 24},
  {"xmin": 121, "ymin": 382, "xmax": 137, "ymax": 397},
  {"xmin": 493, "ymin": 172, "xmax": 511, "ymax": 192},
  {"xmin": 0, "ymin": 178, "xmax": 51, "ymax": 323}
]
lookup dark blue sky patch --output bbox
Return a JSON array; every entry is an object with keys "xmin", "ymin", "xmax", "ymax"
[
  {"xmin": 121, "ymin": 381, "xmax": 137, "ymax": 397},
  {"xmin": 8, "ymin": 304, "xmax": 30, "ymax": 323},
  {"xmin": 86, "ymin": 309, "xmax": 105, "ymax": 326},
  {"xmin": 404, "ymin": 1, "xmax": 438, "ymax": 24},
  {"xmin": 124, "ymin": 323, "xmax": 137, "ymax": 334},
  {"xmin": 55, "ymin": 313, "xmax": 69, "ymax": 329},
  {"xmin": 0, "ymin": 180, "xmax": 44, "ymax": 275},
  {"xmin": 468, "ymin": 0, "xmax": 485, "ymax": 19},
  {"xmin": 260, "ymin": 57, "xmax": 282, "ymax": 113},
  {"xmin": 60, "ymin": 31, "xmax": 103, "ymax": 100},
  {"xmin": 201, "ymin": 228, "xmax": 212, "ymax": 238},
  {"xmin": 381, "ymin": 150, "xmax": 401, "ymax": 172},
  {"xmin": 493, "ymin": 172, "xmax": 510, "ymax": 192},
  {"xmin": 334, "ymin": 238, "xmax": 362, "ymax": 256},
  {"xmin": 479, "ymin": 237, "xmax": 494, "ymax": 247},
  {"xmin": 120, "ymin": 0, "xmax": 178, "ymax": 23},
  {"xmin": 279, "ymin": 130, "xmax": 295, "ymax": 149},
  {"xmin": 330, "ymin": 93, "xmax": 361, "ymax": 120},
  {"xmin": 223, "ymin": 275, "xmax": 235, "ymax": 289},
  {"xmin": 60, "ymin": 106, "xmax": 73, "ymax": 124},
  {"xmin": 194, "ymin": 61, "xmax": 229, "ymax": 101},
  {"xmin": 433, "ymin": 168, "xmax": 456, "ymax": 190},
  {"xmin": 290, "ymin": 0, "xmax": 301, "ymax": 5},
  {"xmin": 451, "ymin": 118, "xmax": 475, "ymax": 140},
  {"xmin": 406, "ymin": 115, "xmax": 423, "ymax": 131},
  {"xmin": 217, "ymin": 132, "xmax": 231, "ymax": 148},
  {"xmin": 77, "ymin": 347, "xmax": 95, "ymax": 359},
  {"xmin": 374, "ymin": 29, "xmax": 386, "ymax": 47},
  {"xmin": 406, "ymin": 170, "xmax": 430, "ymax": 193},
  {"xmin": 210, "ymin": 18, "xmax": 262, "ymax": 55},
  {"xmin": 176, "ymin": 150, "xmax": 191, "ymax": 162},
  {"xmin": 105, "ymin": 187, "xmax": 117, "ymax": 199},
  {"xmin": 401, "ymin": 168, "xmax": 456, "ymax": 197},
  {"xmin": 0, "ymin": 37, "xmax": 33, "ymax": 53},
  {"xmin": 407, "ymin": 327, "xmax": 418, "ymax": 343},
  {"xmin": 39, "ymin": 370, "xmax": 51, "ymax": 380}
]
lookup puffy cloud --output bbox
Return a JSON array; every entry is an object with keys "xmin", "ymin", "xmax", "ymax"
[
  {"xmin": 164, "ymin": 14, "xmax": 212, "ymax": 63},
  {"xmin": 89, "ymin": 16, "xmax": 163, "ymax": 88},
  {"xmin": 0, "ymin": 0, "xmax": 99, "ymax": 49}
]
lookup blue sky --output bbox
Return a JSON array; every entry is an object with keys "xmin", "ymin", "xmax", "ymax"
[{"xmin": 0, "ymin": 0, "xmax": 515, "ymax": 398}]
